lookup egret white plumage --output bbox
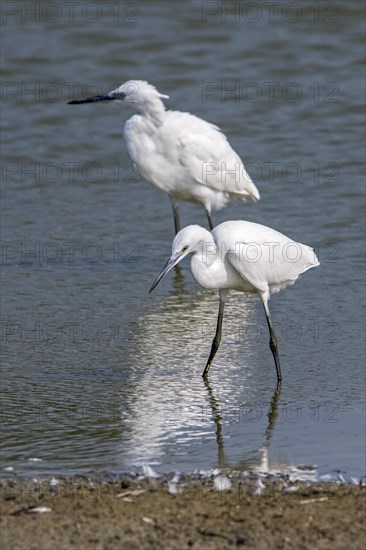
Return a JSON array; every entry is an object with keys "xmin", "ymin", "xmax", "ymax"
[
  {"xmin": 150, "ymin": 221, "xmax": 320, "ymax": 382},
  {"xmin": 68, "ymin": 80, "xmax": 259, "ymax": 233}
]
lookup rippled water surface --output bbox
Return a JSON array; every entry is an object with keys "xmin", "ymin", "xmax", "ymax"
[{"xmin": 1, "ymin": 1, "xmax": 365, "ymax": 479}]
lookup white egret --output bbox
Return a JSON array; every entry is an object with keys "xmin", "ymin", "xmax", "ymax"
[
  {"xmin": 150, "ymin": 221, "xmax": 320, "ymax": 382},
  {"xmin": 68, "ymin": 80, "xmax": 259, "ymax": 233}
]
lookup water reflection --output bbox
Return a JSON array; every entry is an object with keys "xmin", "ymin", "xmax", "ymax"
[
  {"xmin": 116, "ymin": 287, "xmax": 282, "ymax": 472},
  {"xmin": 171, "ymin": 265, "xmax": 185, "ymax": 293},
  {"xmin": 203, "ymin": 377, "xmax": 227, "ymax": 467},
  {"xmin": 130, "ymin": 286, "xmax": 260, "ymax": 372},
  {"xmin": 257, "ymin": 383, "xmax": 282, "ymax": 472},
  {"xmin": 204, "ymin": 378, "xmax": 282, "ymax": 471}
]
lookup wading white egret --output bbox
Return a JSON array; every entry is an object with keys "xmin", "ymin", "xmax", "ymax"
[
  {"xmin": 68, "ymin": 80, "xmax": 259, "ymax": 233},
  {"xmin": 150, "ymin": 221, "xmax": 319, "ymax": 382}
]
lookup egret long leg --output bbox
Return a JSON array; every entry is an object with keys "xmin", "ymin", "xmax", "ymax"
[
  {"xmin": 202, "ymin": 290, "xmax": 228, "ymax": 378},
  {"xmin": 170, "ymin": 196, "xmax": 181, "ymax": 234},
  {"xmin": 260, "ymin": 292, "xmax": 282, "ymax": 383},
  {"xmin": 205, "ymin": 208, "xmax": 214, "ymax": 230}
]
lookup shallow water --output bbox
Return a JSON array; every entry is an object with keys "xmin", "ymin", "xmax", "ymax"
[{"xmin": 1, "ymin": 1, "xmax": 365, "ymax": 480}]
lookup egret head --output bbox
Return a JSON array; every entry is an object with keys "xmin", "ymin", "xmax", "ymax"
[
  {"xmin": 149, "ymin": 225, "xmax": 210, "ymax": 293},
  {"xmin": 68, "ymin": 80, "xmax": 169, "ymax": 111},
  {"xmin": 112, "ymin": 80, "xmax": 169, "ymax": 106}
]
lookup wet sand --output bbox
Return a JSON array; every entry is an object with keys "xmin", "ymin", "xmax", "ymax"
[{"xmin": 1, "ymin": 476, "xmax": 365, "ymax": 549}]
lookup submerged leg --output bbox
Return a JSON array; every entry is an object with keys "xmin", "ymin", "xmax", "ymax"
[
  {"xmin": 170, "ymin": 196, "xmax": 180, "ymax": 234},
  {"xmin": 259, "ymin": 291, "xmax": 282, "ymax": 383},
  {"xmin": 202, "ymin": 290, "xmax": 228, "ymax": 378},
  {"xmin": 205, "ymin": 207, "xmax": 214, "ymax": 231}
]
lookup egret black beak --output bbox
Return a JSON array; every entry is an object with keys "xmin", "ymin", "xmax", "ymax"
[
  {"xmin": 68, "ymin": 93, "xmax": 117, "ymax": 105},
  {"xmin": 149, "ymin": 255, "xmax": 182, "ymax": 293}
]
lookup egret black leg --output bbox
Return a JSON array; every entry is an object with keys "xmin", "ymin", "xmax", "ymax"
[
  {"xmin": 170, "ymin": 196, "xmax": 180, "ymax": 234},
  {"xmin": 202, "ymin": 290, "xmax": 227, "ymax": 378},
  {"xmin": 260, "ymin": 292, "xmax": 282, "ymax": 383},
  {"xmin": 205, "ymin": 208, "xmax": 214, "ymax": 231}
]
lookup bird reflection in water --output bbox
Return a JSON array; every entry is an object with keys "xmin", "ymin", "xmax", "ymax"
[
  {"xmin": 118, "ymin": 290, "xmax": 280, "ymax": 472},
  {"xmin": 172, "ymin": 263, "xmax": 185, "ymax": 292},
  {"xmin": 203, "ymin": 377, "xmax": 282, "ymax": 471}
]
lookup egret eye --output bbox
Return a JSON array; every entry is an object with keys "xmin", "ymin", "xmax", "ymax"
[
  {"xmin": 182, "ymin": 245, "xmax": 188, "ymax": 253},
  {"xmin": 119, "ymin": 92, "xmax": 126, "ymax": 99}
]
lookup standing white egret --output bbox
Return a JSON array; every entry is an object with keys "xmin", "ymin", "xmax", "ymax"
[
  {"xmin": 150, "ymin": 221, "xmax": 319, "ymax": 382},
  {"xmin": 68, "ymin": 80, "xmax": 259, "ymax": 233}
]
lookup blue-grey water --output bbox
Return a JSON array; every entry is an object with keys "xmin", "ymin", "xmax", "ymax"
[{"xmin": 1, "ymin": 1, "xmax": 365, "ymax": 480}]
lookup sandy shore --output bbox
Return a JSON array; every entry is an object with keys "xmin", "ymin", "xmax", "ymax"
[{"xmin": 1, "ymin": 475, "xmax": 365, "ymax": 549}]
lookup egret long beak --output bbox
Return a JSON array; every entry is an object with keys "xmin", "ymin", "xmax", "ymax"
[
  {"xmin": 149, "ymin": 255, "xmax": 182, "ymax": 293},
  {"xmin": 68, "ymin": 93, "xmax": 117, "ymax": 105}
]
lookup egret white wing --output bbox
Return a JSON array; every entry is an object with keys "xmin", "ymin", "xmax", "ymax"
[
  {"xmin": 178, "ymin": 126, "xmax": 259, "ymax": 200},
  {"xmin": 226, "ymin": 238, "xmax": 318, "ymax": 295}
]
